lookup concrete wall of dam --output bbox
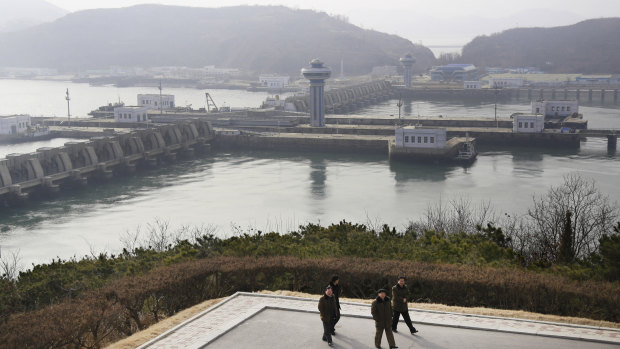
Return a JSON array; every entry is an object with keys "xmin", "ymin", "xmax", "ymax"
[{"xmin": 0, "ymin": 120, "xmax": 214, "ymax": 205}]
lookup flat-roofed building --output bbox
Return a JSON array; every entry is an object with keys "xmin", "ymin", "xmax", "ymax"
[
  {"xmin": 138, "ymin": 94, "xmax": 175, "ymax": 109},
  {"xmin": 531, "ymin": 100, "xmax": 578, "ymax": 118},
  {"xmin": 513, "ymin": 114, "xmax": 544, "ymax": 133},
  {"xmin": 259, "ymin": 75, "xmax": 290, "ymax": 89},
  {"xmin": 464, "ymin": 81, "xmax": 482, "ymax": 89},
  {"xmin": 114, "ymin": 106, "xmax": 149, "ymax": 123},
  {"xmin": 0, "ymin": 115, "xmax": 31, "ymax": 135},
  {"xmin": 395, "ymin": 126, "xmax": 447, "ymax": 149}
]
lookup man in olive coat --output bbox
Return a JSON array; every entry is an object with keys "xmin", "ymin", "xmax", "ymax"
[
  {"xmin": 371, "ymin": 289, "xmax": 398, "ymax": 349},
  {"xmin": 318, "ymin": 285, "xmax": 339, "ymax": 346},
  {"xmin": 392, "ymin": 276, "xmax": 418, "ymax": 334}
]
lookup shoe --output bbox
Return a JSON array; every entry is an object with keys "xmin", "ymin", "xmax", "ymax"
[
  {"xmin": 331, "ymin": 331, "xmax": 336, "ymax": 336},
  {"xmin": 392, "ymin": 328, "xmax": 398, "ymax": 333},
  {"xmin": 375, "ymin": 346, "xmax": 381, "ymax": 349},
  {"xmin": 328, "ymin": 342, "xmax": 333, "ymax": 347},
  {"xmin": 322, "ymin": 337, "xmax": 327, "ymax": 342},
  {"xmin": 390, "ymin": 346, "xmax": 399, "ymax": 349},
  {"xmin": 411, "ymin": 328, "xmax": 418, "ymax": 334}
]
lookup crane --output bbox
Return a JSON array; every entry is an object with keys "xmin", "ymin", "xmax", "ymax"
[{"xmin": 205, "ymin": 92, "xmax": 218, "ymax": 112}]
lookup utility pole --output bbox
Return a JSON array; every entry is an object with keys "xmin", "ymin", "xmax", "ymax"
[
  {"xmin": 65, "ymin": 88, "xmax": 71, "ymax": 127},
  {"xmin": 494, "ymin": 88, "xmax": 498, "ymax": 128},
  {"xmin": 158, "ymin": 80, "xmax": 163, "ymax": 115}
]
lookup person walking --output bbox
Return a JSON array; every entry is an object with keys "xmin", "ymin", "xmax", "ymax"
[
  {"xmin": 328, "ymin": 275, "xmax": 342, "ymax": 335},
  {"xmin": 392, "ymin": 276, "xmax": 418, "ymax": 334},
  {"xmin": 371, "ymin": 289, "xmax": 398, "ymax": 349},
  {"xmin": 318, "ymin": 285, "xmax": 338, "ymax": 346}
]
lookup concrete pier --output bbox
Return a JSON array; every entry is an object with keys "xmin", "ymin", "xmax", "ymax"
[{"xmin": 0, "ymin": 120, "xmax": 214, "ymax": 206}]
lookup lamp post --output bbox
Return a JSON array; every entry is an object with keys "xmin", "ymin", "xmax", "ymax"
[
  {"xmin": 65, "ymin": 88, "xmax": 71, "ymax": 127},
  {"xmin": 397, "ymin": 97, "xmax": 403, "ymax": 125}
]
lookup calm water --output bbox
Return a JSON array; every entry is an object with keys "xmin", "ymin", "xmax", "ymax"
[{"xmin": 0, "ymin": 80, "xmax": 618, "ymax": 267}]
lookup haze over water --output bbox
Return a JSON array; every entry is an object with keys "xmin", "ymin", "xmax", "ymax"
[{"xmin": 0, "ymin": 80, "xmax": 618, "ymax": 267}]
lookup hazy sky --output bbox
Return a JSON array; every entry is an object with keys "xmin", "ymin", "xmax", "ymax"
[{"xmin": 44, "ymin": 0, "xmax": 620, "ymax": 46}]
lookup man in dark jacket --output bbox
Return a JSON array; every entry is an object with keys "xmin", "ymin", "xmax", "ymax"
[
  {"xmin": 392, "ymin": 276, "xmax": 418, "ymax": 334},
  {"xmin": 371, "ymin": 289, "xmax": 398, "ymax": 349},
  {"xmin": 328, "ymin": 275, "xmax": 342, "ymax": 335},
  {"xmin": 318, "ymin": 285, "xmax": 339, "ymax": 346}
]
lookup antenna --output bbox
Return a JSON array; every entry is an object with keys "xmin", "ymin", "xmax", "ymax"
[
  {"xmin": 65, "ymin": 88, "xmax": 71, "ymax": 127},
  {"xmin": 158, "ymin": 80, "xmax": 163, "ymax": 115}
]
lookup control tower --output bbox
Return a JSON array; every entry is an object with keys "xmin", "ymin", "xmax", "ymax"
[
  {"xmin": 400, "ymin": 53, "xmax": 416, "ymax": 88},
  {"xmin": 301, "ymin": 59, "xmax": 331, "ymax": 127}
]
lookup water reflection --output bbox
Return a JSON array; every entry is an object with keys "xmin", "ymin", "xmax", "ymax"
[
  {"xmin": 389, "ymin": 161, "xmax": 451, "ymax": 182},
  {"xmin": 309, "ymin": 159, "xmax": 327, "ymax": 200}
]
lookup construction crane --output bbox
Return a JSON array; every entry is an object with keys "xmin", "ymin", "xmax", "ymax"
[{"xmin": 205, "ymin": 92, "xmax": 218, "ymax": 112}]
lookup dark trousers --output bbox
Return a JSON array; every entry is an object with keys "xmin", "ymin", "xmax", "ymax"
[
  {"xmin": 375, "ymin": 323, "xmax": 396, "ymax": 348},
  {"xmin": 332, "ymin": 312, "xmax": 340, "ymax": 332},
  {"xmin": 322, "ymin": 320, "xmax": 334, "ymax": 343},
  {"xmin": 392, "ymin": 310, "xmax": 416, "ymax": 332}
]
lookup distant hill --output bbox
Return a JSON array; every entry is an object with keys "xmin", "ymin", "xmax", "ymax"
[
  {"xmin": 0, "ymin": 0, "xmax": 67, "ymax": 33},
  {"xmin": 0, "ymin": 5, "xmax": 436, "ymax": 76},
  {"xmin": 460, "ymin": 18, "xmax": 620, "ymax": 74}
]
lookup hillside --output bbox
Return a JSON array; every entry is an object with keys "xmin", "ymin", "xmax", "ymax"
[
  {"xmin": 0, "ymin": 0, "xmax": 67, "ymax": 33},
  {"xmin": 0, "ymin": 5, "xmax": 436, "ymax": 76},
  {"xmin": 460, "ymin": 18, "xmax": 620, "ymax": 74}
]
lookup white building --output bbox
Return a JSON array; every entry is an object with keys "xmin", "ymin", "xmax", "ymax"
[
  {"xmin": 395, "ymin": 126, "xmax": 447, "ymax": 149},
  {"xmin": 488, "ymin": 77, "xmax": 524, "ymax": 88},
  {"xmin": 259, "ymin": 75, "xmax": 290, "ymax": 89},
  {"xmin": 464, "ymin": 81, "xmax": 482, "ymax": 89},
  {"xmin": 114, "ymin": 106, "xmax": 149, "ymax": 123},
  {"xmin": 137, "ymin": 94, "xmax": 175, "ymax": 109},
  {"xmin": 531, "ymin": 100, "xmax": 578, "ymax": 117},
  {"xmin": 0, "ymin": 115, "xmax": 31, "ymax": 135},
  {"xmin": 513, "ymin": 114, "xmax": 544, "ymax": 133}
]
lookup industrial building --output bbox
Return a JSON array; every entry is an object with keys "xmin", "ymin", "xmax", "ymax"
[
  {"xmin": 430, "ymin": 64, "xmax": 478, "ymax": 82},
  {"xmin": 513, "ymin": 114, "xmax": 544, "ymax": 133},
  {"xmin": 531, "ymin": 100, "xmax": 578, "ymax": 117},
  {"xmin": 259, "ymin": 75, "xmax": 290, "ymax": 89},
  {"xmin": 395, "ymin": 126, "xmax": 447, "ymax": 149}
]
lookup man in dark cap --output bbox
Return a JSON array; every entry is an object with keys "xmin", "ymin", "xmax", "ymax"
[
  {"xmin": 371, "ymin": 288, "xmax": 398, "ymax": 349},
  {"xmin": 328, "ymin": 275, "xmax": 342, "ymax": 335},
  {"xmin": 392, "ymin": 276, "xmax": 418, "ymax": 334},
  {"xmin": 318, "ymin": 284, "xmax": 338, "ymax": 346}
]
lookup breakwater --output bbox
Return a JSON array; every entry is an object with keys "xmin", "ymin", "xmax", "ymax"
[{"xmin": 0, "ymin": 120, "xmax": 214, "ymax": 205}]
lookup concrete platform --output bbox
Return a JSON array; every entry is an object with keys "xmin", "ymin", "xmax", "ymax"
[{"xmin": 137, "ymin": 293, "xmax": 620, "ymax": 349}]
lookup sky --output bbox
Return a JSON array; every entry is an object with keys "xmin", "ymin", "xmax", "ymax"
[{"xmin": 42, "ymin": 0, "xmax": 620, "ymax": 47}]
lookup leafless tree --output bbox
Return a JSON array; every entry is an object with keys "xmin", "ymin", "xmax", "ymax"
[
  {"xmin": 527, "ymin": 173, "xmax": 618, "ymax": 263},
  {"xmin": 0, "ymin": 248, "xmax": 22, "ymax": 280}
]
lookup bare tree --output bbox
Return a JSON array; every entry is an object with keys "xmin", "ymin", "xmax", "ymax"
[
  {"xmin": 528, "ymin": 173, "xmax": 618, "ymax": 263},
  {"xmin": 0, "ymin": 248, "xmax": 22, "ymax": 280}
]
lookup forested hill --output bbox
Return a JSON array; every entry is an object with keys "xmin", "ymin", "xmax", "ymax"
[
  {"xmin": 0, "ymin": 5, "xmax": 436, "ymax": 75},
  {"xmin": 460, "ymin": 18, "xmax": 620, "ymax": 74}
]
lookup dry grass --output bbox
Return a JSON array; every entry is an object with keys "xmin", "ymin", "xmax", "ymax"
[
  {"xmin": 105, "ymin": 298, "xmax": 223, "ymax": 349},
  {"xmin": 106, "ymin": 289, "xmax": 620, "ymax": 348}
]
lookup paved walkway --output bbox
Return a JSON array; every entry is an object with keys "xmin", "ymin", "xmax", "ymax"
[{"xmin": 138, "ymin": 292, "xmax": 620, "ymax": 349}]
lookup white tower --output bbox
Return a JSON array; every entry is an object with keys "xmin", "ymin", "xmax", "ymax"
[
  {"xmin": 400, "ymin": 53, "xmax": 416, "ymax": 88},
  {"xmin": 302, "ymin": 59, "xmax": 331, "ymax": 127}
]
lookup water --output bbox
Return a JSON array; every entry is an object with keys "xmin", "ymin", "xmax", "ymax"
[
  {"xmin": 0, "ymin": 80, "xmax": 618, "ymax": 268},
  {"xmin": 0, "ymin": 79, "xmax": 278, "ymax": 118}
]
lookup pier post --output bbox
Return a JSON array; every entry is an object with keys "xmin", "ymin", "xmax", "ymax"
[
  {"xmin": 589, "ymin": 89, "xmax": 593, "ymax": 102},
  {"xmin": 601, "ymin": 89, "xmax": 606, "ymax": 103},
  {"xmin": 614, "ymin": 89, "xmax": 618, "ymax": 104},
  {"xmin": 576, "ymin": 89, "xmax": 580, "ymax": 101},
  {"xmin": 608, "ymin": 135, "xmax": 617, "ymax": 150}
]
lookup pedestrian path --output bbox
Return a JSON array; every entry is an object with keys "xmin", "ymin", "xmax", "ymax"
[{"xmin": 137, "ymin": 292, "xmax": 620, "ymax": 349}]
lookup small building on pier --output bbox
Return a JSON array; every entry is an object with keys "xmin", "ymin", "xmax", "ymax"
[
  {"xmin": 0, "ymin": 115, "xmax": 31, "ymax": 135},
  {"xmin": 531, "ymin": 100, "xmax": 578, "ymax": 118},
  {"xmin": 395, "ymin": 126, "xmax": 447, "ymax": 148},
  {"xmin": 488, "ymin": 77, "xmax": 524, "ymax": 88},
  {"xmin": 512, "ymin": 114, "xmax": 544, "ymax": 133},
  {"xmin": 464, "ymin": 81, "xmax": 482, "ymax": 89},
  {"xmin": 138, "ymin": 94, "xmax": 175, "ymax": 109},
  {"xmin": 114, "ymin": 106, "xmax": 149, "ymax": 123}
]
